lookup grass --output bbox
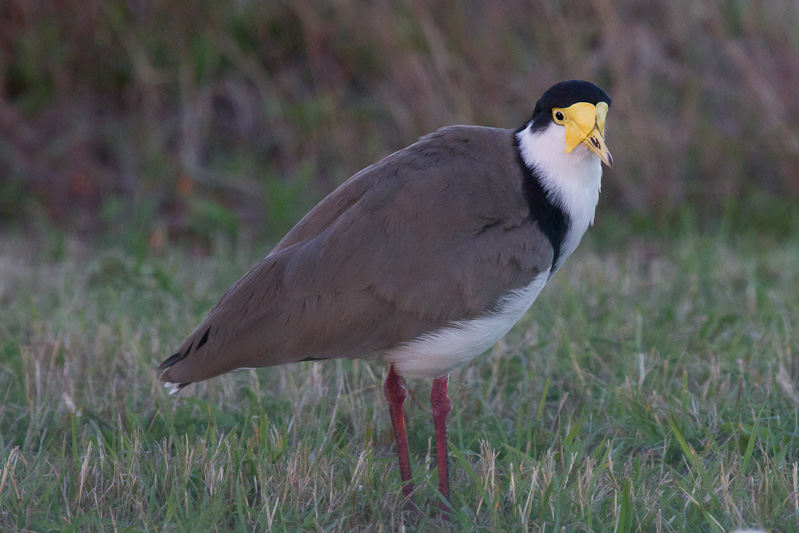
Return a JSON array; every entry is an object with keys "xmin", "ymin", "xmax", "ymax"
[
  {"xmin": 4, "ymin": 1, "xmax": 799, "ymax": 529},
  {"xmin": 1, "ymin": 222, "xmax": 798, "ymax": 531}
]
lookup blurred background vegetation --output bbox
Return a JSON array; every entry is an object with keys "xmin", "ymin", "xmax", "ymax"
[{"xmin": 1, "ymin": 0, "xmax": 798, "ymax": 251}]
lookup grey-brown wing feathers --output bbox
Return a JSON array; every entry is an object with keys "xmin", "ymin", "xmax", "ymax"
[{"xmin": 159, "ymin": 126, "xmax": 553, "ymax": 385}]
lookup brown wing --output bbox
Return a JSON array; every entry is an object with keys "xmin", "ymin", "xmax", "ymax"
[{"xmin": 159, "ymin": 126, "xmax": 553, "ymax": 385}]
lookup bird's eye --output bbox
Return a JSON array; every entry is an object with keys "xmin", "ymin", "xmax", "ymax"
[{"xmin": 553, "ymin": 110, "xmax": 565, "ymax": 123}]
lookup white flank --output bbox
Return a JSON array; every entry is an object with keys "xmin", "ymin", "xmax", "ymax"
[
  {"xmin": 516, "ymin": 122, "xmax": 603, "ymax": 271},
  {"xmin": 385, "ymin": 271, "xmax": 550, "ymax": 379}
]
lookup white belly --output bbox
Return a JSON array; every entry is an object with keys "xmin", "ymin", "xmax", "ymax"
[{"xmin": 384, "ymin": 271, "xmax": 550, "ymax": 379}]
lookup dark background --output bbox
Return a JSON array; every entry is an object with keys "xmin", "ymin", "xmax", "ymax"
[{"xmin": 2, "ymin": 0, "xmax": 798, "ymax": 250}]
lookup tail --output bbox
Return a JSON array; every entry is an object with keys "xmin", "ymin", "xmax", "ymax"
[
  {"xmin": 157, "ymin": 324, "xmax": 212, "ymax": 393},
  {"xmin": 157, "ymin": 352, "xmax": 193, "ymax": 395},
  {"xmin": 158, "ymin": 315, "xmax": 255, "ymax": 391}
]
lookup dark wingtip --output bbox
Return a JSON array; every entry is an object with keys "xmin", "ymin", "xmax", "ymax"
[
  {"xmin": 159, "ymin": 327, "xmax": 211, "ymax": 372},
  {"xmin": 197, "ymin": 327, "xmax": 210, "ymax": 349},
  {"xmin": 158, "ymin": 352, "xmax": 185, "ymax": 371}
]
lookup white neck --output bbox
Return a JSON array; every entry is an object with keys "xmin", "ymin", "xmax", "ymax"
[{"xmin": 516, "ymin": 121, "xmax": 603, "ymax": 270}]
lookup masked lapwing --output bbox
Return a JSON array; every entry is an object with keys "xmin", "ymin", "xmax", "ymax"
[{"xmin": 158, "ymin": 80, "xmax": 612, "ymax": 512}]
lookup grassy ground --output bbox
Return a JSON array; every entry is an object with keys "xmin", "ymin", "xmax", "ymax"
[{"xmin": 1, "ymin": 222, "xmax": 798, "ymax": 531}]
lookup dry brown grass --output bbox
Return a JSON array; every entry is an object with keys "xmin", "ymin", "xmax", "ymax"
[{"xmin": 1, "ymin": 0, "xmax": 798, "ymax": 240}]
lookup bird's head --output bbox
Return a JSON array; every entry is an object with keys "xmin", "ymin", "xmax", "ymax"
[{"xmin": 525, "ymin": 80, "xmax": 613, "ymax": 168}]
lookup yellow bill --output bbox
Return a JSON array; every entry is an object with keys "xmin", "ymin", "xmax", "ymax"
[{"xmin": 552, "ymin": 101, "xmax": 613, "ymax": 167}]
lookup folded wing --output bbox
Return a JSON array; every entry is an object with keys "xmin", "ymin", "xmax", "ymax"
[{"xmin": 159, "ymin": 126, "xmax": 553, "ymax": 385}]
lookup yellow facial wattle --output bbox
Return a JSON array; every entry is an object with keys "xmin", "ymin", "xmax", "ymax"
[{"xmin": 552, "ymin": 101, "xmax": 613, "ymax": 167}]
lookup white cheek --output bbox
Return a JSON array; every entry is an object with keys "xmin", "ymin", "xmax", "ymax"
[{"xmin": 516, "ymin": 123, "xmax": 603, "ymax": 269}]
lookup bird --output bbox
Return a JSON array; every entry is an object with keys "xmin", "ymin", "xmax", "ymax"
[{"xmin": 158, "ymin": 79, "xmax": 612, "ymax": 512}]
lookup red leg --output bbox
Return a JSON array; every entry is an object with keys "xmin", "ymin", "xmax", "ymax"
[
  {"xmin": 431, "ymin": 374, "xmax": 452, "ymax": 513},
  {"xmin": 384, "ymin": 365, "xmax": 414, "ymax": 506}
]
